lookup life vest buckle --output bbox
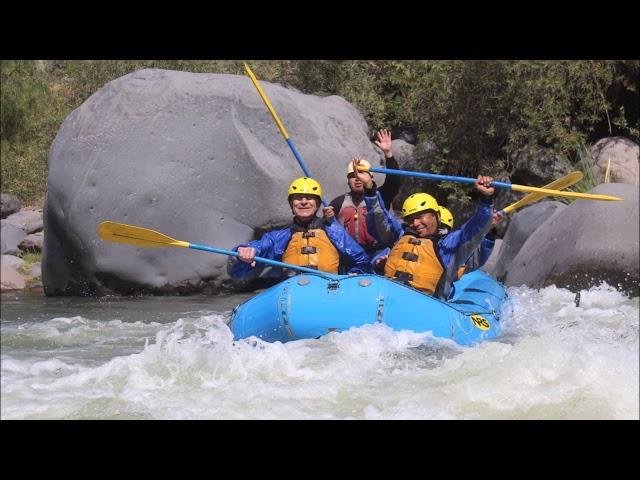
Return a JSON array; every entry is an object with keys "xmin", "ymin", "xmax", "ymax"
[
  {"xmin": 301, "ymin": 246, "xmax": 317, "ymax": 254},
  {"xmin": 395, "ymin": 270, "xmax": 414, "ymax": 282},
  {"xmin": 408, "ymin": 238, "xmax": 422, "ymax": 245},
  {"xmin": 302, "ymin": 231, "xmax": 316, "ymax": 238},
  {"xmin": 401, "ymin": 252, "xmax": 419, "ymax": 262}
]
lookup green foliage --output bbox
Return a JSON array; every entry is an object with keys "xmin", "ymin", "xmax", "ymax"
[
  {"xmin": 17, "ymin": 251, "xmax": 42, "ymax": 276},
  {"xmin": 1, "ymin": 60, "xmax": 66, "ymax": 203},
  {"xmin": 1, "ymin": 60, "xmax": 637, "ymax": 206},
  {"xmin": 1, "ymin": 61, "xmax": 45, "ymax": 141},
  {"xmin": 567, "ymin": 139, "xmax": 600, "ymax": 198}
]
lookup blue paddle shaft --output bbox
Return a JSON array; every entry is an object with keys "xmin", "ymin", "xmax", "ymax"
[
  {"xmin": 369, "ymin": 167, "xmax": 512, "ymax": 189},
  {"xmin": 285, "ymin": 138, "xmax": 328, "ymax": 207},
  {"xmin": 187, "ymin": 243, "xmax": 339, "ymax": 279}
]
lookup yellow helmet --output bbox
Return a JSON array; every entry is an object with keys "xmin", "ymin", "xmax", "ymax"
[
  {"xmin": 288, "ymin": 177, "xmax": 322, "ymax": 200},
  {"xmin": 437, "ymin": 206, "xmax": 454, "ymax": 229},
  {"xmin": 401, "ymin": 193, "xmax": 439, "ymax": 219},
  {"xmin": 347, "ymin": 159, "xmax": 372, "ymax": 175}
]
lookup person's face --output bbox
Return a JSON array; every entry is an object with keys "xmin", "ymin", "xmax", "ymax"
[
  {"xmin": 405, "ymin": 211, "xmax": 439, "ymax": 237},
  {"xmin": 347, "ymin": 173, "xmax": 371, "ymax": 194},
  {"xmin": 290, "ymin": 194, "xmax": 319, "ymax": 221}
]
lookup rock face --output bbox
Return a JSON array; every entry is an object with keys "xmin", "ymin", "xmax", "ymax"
[
  {"xmin": 510, "ymin": 145, "xmax": 572, "ymax": 186},
  {"xmin": 504, "ymin": 184, "xmax": 639, "ymax": 297},
  {"xmin": 4, "ymin": 209, "xmax": 43, "ymax": 234},
  {"xmin": 43, "ymin": 69, "xmax": 383, "ymax": 295},
  {"xmin": 390, "ymin": 139, "xmax": 416, "ymax": 168},
  {"xmin": 1, "ymin": 221, "xmax": 27, "ymax": 256},
  {"xmin": 591, "ymin": 137, "xmax": 639, "ymax": 185},
  {"xmin": 1, "ymin": 260, "xmax": 26, "ymax": 291},
  {"xmin": 491, "ymin": 201, "xmax": 567, "ymax": 281}
]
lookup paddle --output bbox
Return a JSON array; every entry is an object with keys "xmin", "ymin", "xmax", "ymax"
[
  {"xmin": 97, "ymin": 221, "xmax": 340, "ymax": 279},
  {"xmin": 500, "ymin": 171, "xmax": 584, "ymax": 215},
  {"xmin": 244, "ymin": 63, "xmax": 328, "ymax": 207},
  {"xmin": 358, "ymin": 166, "xmax": 622, "ymax": 202}
]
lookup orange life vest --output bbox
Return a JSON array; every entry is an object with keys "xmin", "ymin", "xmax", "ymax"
[
  {"xmin": 384, "ymin": 235, "xmax": 444, "ymax": 295},
  {"xmin": 457, "ymin": 265, "xmax": 466, "ymax": 279},
  {"xmin": 282, "ymin": 228, "xmax": 340, "ymax": 274}
]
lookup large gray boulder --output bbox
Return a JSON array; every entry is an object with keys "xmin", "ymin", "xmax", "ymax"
[
  {"xmin": 43, "ymin": 69, "xmax": 383, "ymax": 295},
  {"xmin": 492, "ymin": 201, "xmax": 567, "ymax": 281},
  {"xmin": 504, "ymin": 184, "xmax": 639, "ymax": 296}
]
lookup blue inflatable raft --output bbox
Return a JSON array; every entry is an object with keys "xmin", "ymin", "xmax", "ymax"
[{"xmin": 229, "ymin": 270, "xmax": 509, "ymax": 345}]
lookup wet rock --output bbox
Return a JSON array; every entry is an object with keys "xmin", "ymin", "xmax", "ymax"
[
  {"xmin": 492, "ymin": 201, "xmax": 567, "ymax": 282},
  {"xmin": 504, "ymin": 184, "xmax": 639, "ymax": 297}
]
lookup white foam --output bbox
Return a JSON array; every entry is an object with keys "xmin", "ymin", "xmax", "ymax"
[{"xmin": 1, "ymin": 285, "xmax": 638, "ymax": 419}]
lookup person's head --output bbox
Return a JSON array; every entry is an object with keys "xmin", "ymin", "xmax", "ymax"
[
  {"xmin": 401, "ymin": 193, "xmax": 440, "ymax": 237},
  {"xmin": 288, "ymin": 177, "xmax": 322, "ymax": 222},
  {"xmin": 437, "ymin": 205, "xmax": 454, "ymax": 233},
  {"xmin": 346, "ymin": 159, "xmax": 373, "ymax": 194}
]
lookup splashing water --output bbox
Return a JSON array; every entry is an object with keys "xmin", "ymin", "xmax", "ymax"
[{"xmin": 1, "ymin": 283, "xmax": 637, "ymax": 419}]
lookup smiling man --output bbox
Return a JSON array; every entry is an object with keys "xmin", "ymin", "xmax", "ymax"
[
  {"xmin": 228, "ymin": 177, "xmax": 371, "ymax": 280},
  {"xmin": 368, "ymin": 175, "xmax": 496, "ymax": 298}
]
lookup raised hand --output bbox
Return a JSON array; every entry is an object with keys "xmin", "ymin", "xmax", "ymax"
[
  {"xmin": 352, "ymin": 157, "xmax": 374, "ymax": 188},
  {"xmin": 475, "ymin": 175, "xmax": 495, "ymax": 196},
  {"xmin": 374, "ymin": 129, "xmax": 393, "ymax": 157}
]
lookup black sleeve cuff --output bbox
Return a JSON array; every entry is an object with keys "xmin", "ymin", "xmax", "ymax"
[
  {"xmin": 364, "ymin": 181, "xmax": 378, "ymax": 196},
  {"xmin": 384, "ymin": 155, "xmax": 399, "ymax": 169},
  {"xmin": 479, "ymin": 193, "xmax": 495, "ymax": 205}
]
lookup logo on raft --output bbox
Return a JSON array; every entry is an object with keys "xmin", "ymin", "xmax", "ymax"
[{"xmin": 470, "ymin": 314, "xmax": 491, "ymax": 330}]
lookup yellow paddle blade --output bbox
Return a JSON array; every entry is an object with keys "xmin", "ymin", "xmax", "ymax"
[
  {"xmin": 503, "ymin": 171, "xmax": 584, "ymax": 214},
  {"xmin": 244, "ymin": 63, "xmax": 290, "ymax": 140},
  {"xmin": 98, "ymin": 221, "xmax": 190, "ymax": 248},
  {"xmin": 509, "ymin": 184, "xmax": 622, "ymax": 202}
]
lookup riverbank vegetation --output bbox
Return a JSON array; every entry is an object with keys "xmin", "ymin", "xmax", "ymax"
[{"xmin": 2, "ymin": 60, "xmax": 638, "ymax": 205}]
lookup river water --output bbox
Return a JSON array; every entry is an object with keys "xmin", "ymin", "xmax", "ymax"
[{"xmin": 1, "ymin": 283, "xmax": 638, "ymax": 420}]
